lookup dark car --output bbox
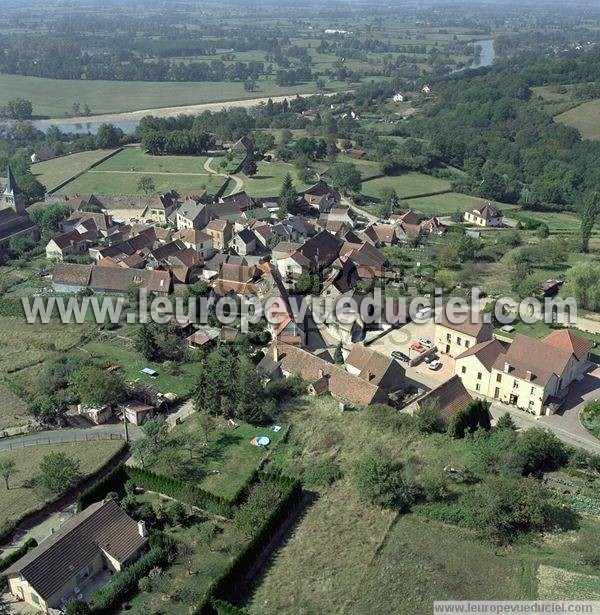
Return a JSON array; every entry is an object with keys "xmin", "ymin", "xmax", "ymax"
[{"xmin": 391, "ymin": 350, "xmax": 409, "ymax": 362}]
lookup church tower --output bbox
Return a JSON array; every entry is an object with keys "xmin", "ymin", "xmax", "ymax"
[{"xmin": 2, "ymin": 166, "xmax": 27, "ymax": 213}]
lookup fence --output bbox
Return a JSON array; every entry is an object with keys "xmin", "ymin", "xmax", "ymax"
[{"xmin": 0, "ymin": 432, "xmax": 125, "ymax": 450}]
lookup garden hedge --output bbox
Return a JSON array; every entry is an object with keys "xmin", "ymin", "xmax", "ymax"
[
  {"xmin": 0, "ymin": 537, "xmax": 38, "ymax": 590},
  {"xmin": 194, "ymin": 472, "xmax": 302, "ymax": 614}
]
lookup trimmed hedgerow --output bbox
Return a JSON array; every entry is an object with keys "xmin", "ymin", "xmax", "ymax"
[
  {"xmin": 194, "ymin": 472, "xmax": 302, "ymax": 614},
  {"xmin": 77, "ymin": 463, "xmax": 129, "ymax": 511},
  {"xmin": 212, "ymin": 599, "xmax": 248, "ymax": 614},
  {"xmin": 125, "ymin": 466, "xmax": 233, "ymax": 518},
  {"xmin": 88, "ymin": 537, "xmax": 175, "ymax": 615}
]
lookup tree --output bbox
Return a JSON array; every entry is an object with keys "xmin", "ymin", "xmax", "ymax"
[
  {"xmin": 353, "ymin": 452, "xmax": 418, "ymax": 511},
  {"xmin": 197, "ymin": 413, "xmax": 216, "ymax": 444},
  {"xmin": 3, "ymin": 98, "xmax": 33, "ymax": 120},
  {"xmin": 496, "ymin": 412, "xmax": 517, "ymax": 431},
  {"xmin": 38, "ymin": 452, "xmax": 80, "ymax": 494},
  {"xmin": 580, "ymin": 191, "xmax": 600, "ymax": 253},
  {"xmin": 278, "ymin": 173, "xmax": 296, "ymax": 219},
  {"xmin": 236, "ymin": 355, "xmax": 269, "ymax": 422},
  {"xmin": 69, "ymin": 367, "xmax": 126, "ymax": 408},
  {"xmin": 330, "ymin": 162, "xmax": 362, "ymax": 194},
  {"xmin": 415, "ymin": 400, "xmax": 443, "ymax": 433},
  {"xmin": 378, "ymin": 186, "xmax": 399, "ymax": 217},
  {"xmin": 135, "ymin": 323, "xmax": 160, "ymax": 361},
  {"xmin": 65, "ymin": 601, "xmax": 92, "ymax": 615},
  {"xmin": 242, "ymin": 157, "xmax": 258, "ymax": 176},
  {"xmin": 565, "ymin": 261, "xmax": 600, "ymax": 311},
  {"xmin": 96, "ymin": 123, "xmax": 123, "ymax": 148},
  {"xmin": 447, "ymin": 398, "xmax": 491, "ymax": 439},
  {"xmin": 137, "ymin": 175, "xmax": 156, "ymax": 195},
  {"xmin": 333, "ymin": 342, "xmax": 344, "ymax": 365},
  {"xmin": 0, "ymin": 458, "xmax": 16, "ymax": 489},
  {"xmin": 516, "ymin": 427, "xmax": 568, "ymax": 476}
]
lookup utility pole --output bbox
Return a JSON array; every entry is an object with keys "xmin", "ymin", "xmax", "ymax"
[{"xmin": 123, "ymin": 411, "xmax": 130, "ymax": 443}]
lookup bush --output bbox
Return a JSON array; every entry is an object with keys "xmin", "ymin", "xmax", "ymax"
[
  {"xmin": 302, "ymin": 460, "xmax": 342, "ymax": 488},
  {"xmin": 516, "ymin": 428, "xmax": 568, "ymax": 476},
  {"xmin": 78, "ymin": 463, "xmax": 128, "ymax": 511},
  {"xmin": 0, "ymin": 537, "xmax": 38, "ymax": 590},
  {"xmin": 447, "ymin": 399, "xmax": 491, "ymax": 439},
  {"xmin": 66, "ymin": 601, "xmax": 92, "ymax": 615},
  {"xmin": 353, "ymin": 452, "xmax": 419, "ymax": 511},
  {"xmin": 89, "ymin": 539, "xmax": 176, "ymax": 614},
  {"xmin": 415, "ymin": 401, "xmax": 443, "ymax": 434}
]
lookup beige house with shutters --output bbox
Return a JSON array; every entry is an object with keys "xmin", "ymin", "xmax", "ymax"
[
  {"xmin": 455, "ymin": 329, "xmax": 593, "ymax": 416},
  {"xmin": 435, "ymin": 308, "xmax": 494, "ymax": 357}
]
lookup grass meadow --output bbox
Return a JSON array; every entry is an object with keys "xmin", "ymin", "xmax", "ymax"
[
  {"xmin": 555, "ymin": 99, "xmax": 600, "ymax": 140},
  {"xmin": 0, "ymin": 440, "xmax": 125, "ymax": 529}
]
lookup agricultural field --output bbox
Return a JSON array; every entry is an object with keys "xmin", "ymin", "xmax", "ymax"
[
  {"xmin": 55, "ymin": 147, "xmax": 224, "ymax": 196},
  {"xmin": 506, "ymin": 210, "xmax": 592, "ymax": 237},
  {"xmin": 31, "ymin": 149, "xmax": 119, "ymax": 192},
  {"xmin": 404, "ymin": 191, "xmax": 514, "ymax": 216},
  {"xmin": 0, "ymin": 74, "xmax": 343, "ymax": 119},
  {"xmin": 0, "ymin": 380, "xmax": 30, "ymax": 431},
  {"xmin": 554, "ymin": 99, "xmax": 600, "ymax": 140},
  {"xmin": 0, "ymin": 440, "xmax": 125, "ymax": 530},
  {"xmin": 361, "ymin": 172, "xmax": 452, "ymax": 201},
  {"xmin": 150, "ymin": 415, "xmax": 284, "ymax": 499}
]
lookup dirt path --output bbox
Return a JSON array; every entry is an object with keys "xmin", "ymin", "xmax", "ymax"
[
  {"xmin": 88, "ymin": 170, "xmax": 211, "ymax": 176},
  {"xmin": 204, "ymin": 157, "xmax": 244, "ymax": 195}
]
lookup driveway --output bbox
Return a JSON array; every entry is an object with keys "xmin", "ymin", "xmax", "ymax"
[{"xmin": 537, "ymin": 367, "xmax": 600, "ymax": 450}]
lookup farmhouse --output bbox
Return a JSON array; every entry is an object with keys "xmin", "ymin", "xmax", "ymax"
[
  {"xmin": 2, "ymin": 499, "xmax": 147, "ymax": 613},
  {"xmin": 464, "ymin": 202, "xmax": 503, "ymax": 227}
]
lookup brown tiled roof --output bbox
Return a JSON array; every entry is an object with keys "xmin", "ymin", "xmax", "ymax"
[
  {"xmin": 274, "ymin": 343, "xmax": 384, "ymax": 406},
  {"xmin": 492, "ymin": 333, "xmax": 572, "ymax": 387},
  {"xmin": 90, "ymin": 267, "xmax": 170, "ymax": 294},
  {"xmin": 542, "ymin": 329, "xmax": 594, "ymax": 362},
  {"xmin": 456, "ymin": 338, "xmax": 505, "ymax": 370},
  {"xmin": 436, "ymin": 307, "xmax": 492, "ymax": 339},
  {"xmin": 52, "ymin": 263, "xmax": 93, "ymax": 286},
  {"xmin": 206, "ymin": 218, "xmax": 230, "ymax": 232},
  {"xmin": 470, "ymin": 202, "xmax": 501, "ymax": 220},
  {"xmin": 397, "ymin": 210, "xmax": 421, "ymax": 225},
  {"xmin": 345, "ymin": 345, "xmax": 404, "ymax": 389},
  {"xmin": 50, "ymin": 229, "xmax": 93, "ymax": 249},
  {"xmin": 417, "ymin": 375, "xmax": 473, "ymax": 424},
  {"xmin": 3, "ymin": 500, "xmax": 147, "ymax": 600}
]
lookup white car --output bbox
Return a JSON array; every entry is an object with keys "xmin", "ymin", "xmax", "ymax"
[
  {"xmin": 418, "ymin": 337, "xmax": 433, "ymax": 347},
  {"xmin": 428, "ymin": 360, "xmax": 442, "ymax": 370},
  {"xmin": 415, "ymin": 307, "xmax": 432, "ymax": 320}
]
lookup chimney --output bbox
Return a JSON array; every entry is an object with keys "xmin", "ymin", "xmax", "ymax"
[
  {"xmin": 503, "ymin": 362, "xmax": 511, "ymax": 373},
  {"xmin": 138, "ymin": 520, "xmax": 148, "ymax": 538},
  {"xmin": 273, "ymin": 344, "xmax": 279, "ymax": 362},
  {"xmin": 318, "ymin": 368, "xmax": 325, "ymax": 378},
  {"xmin": 525, "ymin": 370, "xmax": 534, "ymax": 381},
  {"xmin": 366, "ymin": 370, "xmax": 373, "ymax": 381}
]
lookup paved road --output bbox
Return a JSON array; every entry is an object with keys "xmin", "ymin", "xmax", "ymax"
[
  {"xmin": 204, "ymin": 157, "xmax": 244, "ymax": 194},
  {"xmin": 0, "ymin": 423, "xmax": 140, "ymax": 452}
]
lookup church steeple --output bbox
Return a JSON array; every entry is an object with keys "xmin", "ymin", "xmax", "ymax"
[{"xmin": 2, "ymin": 165, "xmax": 26, "ymax": 213}]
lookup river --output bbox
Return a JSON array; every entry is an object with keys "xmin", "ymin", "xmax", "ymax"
[{"xmin": 25, "ymin": 42, "xmax": 495, "ymax": 136}]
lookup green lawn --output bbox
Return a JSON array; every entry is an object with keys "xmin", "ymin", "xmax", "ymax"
[
  {"xmin": 240, "ymin": 160, "xmax": 314, "ymax": 197},
  {"xmin": 55, "ymin": 147, "xmax": 226, "ymax": 195},
  {"xmin": 405, "ymin": 191, "xmax": 515, "ymax": 216},
  {"xmin": 0, "ymin": 73, "xmax": 347, "ymax": 118},
  {"xmin": 555, "ymin": 99, "xmax": 600, "ymax": 140},
  {"xmin": 361, "ymin": 172, "xmax": 452, "ymax": 200},
  {"xmin": 31, "ymin": 149, "xmax": 119, "ymax": 192},
  {"xmin": 508, "ymin": 210, "xmax": 593, "ymax": 237},
  {"xmin": 0, "ymin": 380, "xmax": 30, "ymax": 431},
  {"xmin": 0, "ymin": 440, "xmax": 125, "ymax": 530},
  {"xmin": 151, "ymin": 415, "xmax": 284, "ymax": 500},
  {"xmin": 81, "ymin": 340, "xmax": 200, "ymax": 398}
]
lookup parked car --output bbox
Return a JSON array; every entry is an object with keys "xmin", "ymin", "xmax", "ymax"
[
  {"xmin": 410, "ymin": 342, "xmax": 427, "ymax": 354},
  {"xmin": 418, "ymin": 337, "xmax": 433, "ymax": 347},
  {"xmin": 415, "ymin": 307, "xmax": 432, "ymax": 320},
  {"xmin": 391, "ymin": 350, "xmax": 409, "ymax": 362},
  {"xmin": 428, "ymin": 360, "xmax": 442, "ymax": 370}
]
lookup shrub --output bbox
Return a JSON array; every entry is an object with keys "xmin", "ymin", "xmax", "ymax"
[
  {"xmin": 89, "ymin": 538, "xmax": 176, "ymax": 614},
  {"xmin": 77, "ymin": 463, "xmax": 128, "ymax": 511},
  {"xmin": 415, "ymin": 401, "xmax": 443, "ymax": 433},
  {"xmin": 447, "ymin": 399, "xmax": 491, "ymax": 439},
  {"xmin": 65, "ymin": 601, "xmax": 92, "ymax": 615},
  {"xmin": 302, "ymin": 460, "xmax": 342, "ymax": 488},
  {"xmin": 353, "ymin": 452, "xmax": 419, "ymax": 511},
  {"xmin": 516, "ymin": 428, "xmax": 568, "ymax": 476}
]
